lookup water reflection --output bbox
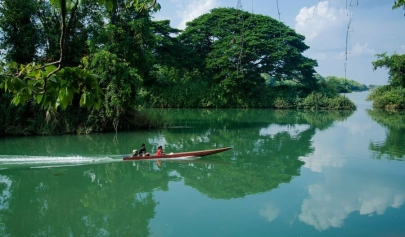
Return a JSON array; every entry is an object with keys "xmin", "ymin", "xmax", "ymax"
[
  {"xmin": 367, "ymin": 109, "xmax": 405, "ymax": 161},
  {"xmin": 0, "ymin": 163, "xmax": 170, "ymax": 236},
  {"xmin": 259, "ymin": 202, "xmax": 280, "ymax": 222},
  {"xmin": 0, "ymin": 108, "xmax": 358, "ymax": 236},
  {"xmin": 153, "ymin": 110, "xmax": 353, "ymax": 199},
  {"xmin": 299, "ymin": 169, "xmax": 405, "ymax": 231}
]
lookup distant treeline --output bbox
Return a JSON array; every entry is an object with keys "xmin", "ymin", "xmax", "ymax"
[
  {"xmin": 262, "ymin": 73, "xmax": 369, "ymax": 93},
  {"xmin": 318, "ymin": 75, "xmax": 369, "ymax": 93}
]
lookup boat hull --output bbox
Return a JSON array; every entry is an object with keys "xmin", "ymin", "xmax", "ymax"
[{"xmin": 123, "ymin": 147, "xmax": 232, "ymax": 161}]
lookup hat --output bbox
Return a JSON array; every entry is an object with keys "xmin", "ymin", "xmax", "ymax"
[{"xmin": 133, "ymin": 149, "xmax": 137, "ymax": 153}]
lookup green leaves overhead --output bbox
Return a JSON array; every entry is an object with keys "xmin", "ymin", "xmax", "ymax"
[
  {"xmin": 0, "ymin": 0, "xmax": 160, "ymax": 111},
  {"xmin": 49, "ymin": 0, "xmax": 160, "ymax": 11},
  {"xmin": 1, "ymin": 63, "xmax": 102, "ymax": 109}
]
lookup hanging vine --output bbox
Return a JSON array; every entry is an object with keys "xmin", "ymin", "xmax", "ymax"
[
  {"xmin": 344, "ymin": 0, "xmax": 358, "ymax": 79},
  {"xmin": 275, "ymin": 0, "xmax": 282, "ymax": 48},
  {"xmin": 310, "ymin": 0, "xmax": 358, "ymax": 80}
]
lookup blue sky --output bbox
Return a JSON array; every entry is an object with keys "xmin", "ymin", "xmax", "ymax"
[{"xmin": 153, "ymin": 0, "xmax": 405, "ymax": 86}]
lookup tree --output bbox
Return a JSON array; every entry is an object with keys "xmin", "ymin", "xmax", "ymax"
[
  {"xmin": 393, "ymin": 0, "xmax": 405, "ymax": 11},
  {"xmin": 150, "ymin": 20, "xmax": 183, "ymax": 69},
  {"xmin": 365, "ymin": 1, "xmax": 405, "ymax": 109},
  {"xmin": 367, "ymin": 53, "xmax": 405, "ymax": 108},
  {"xmin": 372, "ymin": 52, "xmax": 405, "ymax": 88},
  {"xmin": 178, "ymin": 8, "xmax": 318, "ymax": 94},
  {"xmin": 0, "ymin": 0, "xmax": 160, "ymax": 110},
  {"xmin": 0, "ymin": 0, "xmax": 42, "ymax": 64}
]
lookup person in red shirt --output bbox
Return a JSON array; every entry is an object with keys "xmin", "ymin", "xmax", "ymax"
[{"xmin": 155, "ymin": 146, "xmax": 163, "ymax": 156}]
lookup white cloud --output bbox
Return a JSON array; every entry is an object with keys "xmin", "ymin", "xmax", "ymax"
[
  {"xmin": 350, "ymin": 42, "xmax": 375, "ymax": 56},
  {"xmin": 259, "ymin": 203, "xmax": 280, "ymax": 222},
  {"xmin": 298, "ymin": 172, "xmax": 405, "ymax": 231},
  {"xmin": 295, "ymin": 1, "xmax": 349, "ymax": 42},
  {"xmin": 175, "ymin": 0, "xmax": 219, "ymax": 30},
  {"xmin": 339, "ymin": 42, "xmax": 375, "ymax": 58},
  {"xmin": 338, "ymin": 120, "xmax": 374, "ymax": 137},
  {"xmin": 260, "ymin": 124, "xmax": 310, "ymax": 138},
  {"xmin": 299, "ymin": 145, "xmax": 346, "ymax": 173}
]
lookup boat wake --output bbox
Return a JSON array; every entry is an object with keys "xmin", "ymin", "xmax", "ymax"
[{"xmin": 0, "ymin": 155, "xmax": 121, "ymax": 169}]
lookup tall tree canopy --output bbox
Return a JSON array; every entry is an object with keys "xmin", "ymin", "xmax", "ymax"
[
  {"xmin": 0, "ymin": 0, "xmax": 160, "ymax": 110},
  {"xmin": 178, "ymin": 8, "xmax": 318, "ymax": 93}
]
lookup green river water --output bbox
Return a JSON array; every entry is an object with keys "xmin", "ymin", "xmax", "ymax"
[{"xmin": 0, "ymin": 91, "xmax": 404, "ymax": 237}]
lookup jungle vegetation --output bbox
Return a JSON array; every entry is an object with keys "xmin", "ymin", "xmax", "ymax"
[
  {"xmin": 0, "ymin": 0, "xmax": 358, "ymax": 135},
  {"xmin": 367, "ymin": 53, "xmax": 405, "ymax": 109},
  {"xmin": 366, "ymin": 1, "xmax": 405, "ymax": 109}
]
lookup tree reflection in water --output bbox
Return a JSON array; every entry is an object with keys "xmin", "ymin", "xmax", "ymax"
[
  {"xmin": 367, "ymin": 109, "xmax": 405, "ymax": 161},
  {"xmin": 0, "ymin": 109, "xmax": 355, "ymax": 236}
]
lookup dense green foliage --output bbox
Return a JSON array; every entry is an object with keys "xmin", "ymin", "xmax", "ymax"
[
  {"xmin": 178, "ymin": 8, "xmax": 318, "ymax": 90},
  {"xmin": 0, "ymin": 1, "xmax": 357, "ymax": 135},
  {"xmin": 141, "ymin": 8, "xmax": 354, "ymax": 109},
  {"xmin": 319, "ymin": 75, "xmax": 368, "ymax": 93},
  {"xmin": 367, "ymin": 53, "xmax": 405, "ymax": 109},
  {"xmin": 367, "ymin": 85, "xmax": 405, "ymax": 109}
]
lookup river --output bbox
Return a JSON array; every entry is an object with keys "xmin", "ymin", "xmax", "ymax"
[{"xmin": 0, "ymin": 91, "xmax": 404, "ymax": 236}]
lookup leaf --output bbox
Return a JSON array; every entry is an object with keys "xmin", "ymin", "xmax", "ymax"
[
  {"xmin": 36, "ymin": 95, "xmax": 43, "ymax": 104},
  {"xmin": 54, "ymin": 100, "xmax": 60, "ymax": 109},
  {"xmin": 58, "ymin": 87, "xmax": 69, "ymax": 108},
  {"xmin": 66, "ymin": 87, "xmax": 73, "ymax": 100},
  {"xmin": 10, "ymin": 62, "xmax": 18, "ymax": 69},
  {"xmin": 66, "ymin": 0, "xmax": 77, "ymax": 10},
  {"xmin": 4, "ymin": 79, "xmax": 9, "ymax": 91},
  {"xmin": 49, "ymin": 75, "xmax": 58, "ymax": 83},
  {"xmin": 106, "ymin": 0, "xmax": 114, "ymax": 10},
  {"xmin": 49, "ymin": 0, "xmax": 61, "ymax": 7},
  {"xmin": 80, "ymin": 92, "xmax": 87, "ymax": 107},
  {"xmin": 87, "ymin": 73, "xmax": 100, "ymax": 81},
  {"xmin": 94, "ymin": 100, "xmax": 101, "ymax": 110},
  {"xmin": 11, "ymin": 96, "xmax": 20, "ymax": 106},
  {"xmin": 35, "ymin": 71, "xmax": 41, "ymax": 79},
  {"xmin": 45, "ymin": 65, "xmax": 57, "ymax": 74}
]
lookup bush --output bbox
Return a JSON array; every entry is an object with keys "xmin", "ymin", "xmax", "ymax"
[
  {"xmin": 297, "ymin": 92, "xmax": 355, "ymax": 110},
  {"xmin": 367, "ymin": 85, "xmax": 405, "ymax": 109}
]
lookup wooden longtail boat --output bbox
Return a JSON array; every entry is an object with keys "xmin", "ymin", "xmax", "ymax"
[{"xmin": 123, "ymin": 147, "xmax": 232, "ymax": 161}]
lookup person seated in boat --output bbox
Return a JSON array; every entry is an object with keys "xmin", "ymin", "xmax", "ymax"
[
  {"xmin": 131, "ymin": 149, "xmax": 138, "ymax": 157},
  {"xmin": 155, "ymin": 145, "xmax": 164, "ymax": 156},
  {"xmin": 139, "ymin": 143, "xmax": 150, "ymax": 156}
]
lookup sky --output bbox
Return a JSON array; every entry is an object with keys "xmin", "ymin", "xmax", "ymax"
[{"xmin": 153, "ymin": 0, "xmax": 405, "ymax": 86}]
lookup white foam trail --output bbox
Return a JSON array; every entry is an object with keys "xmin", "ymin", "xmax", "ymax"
[{"xmin": 0, "ymin": 155, "xmax": 121, "ymax": 168}]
